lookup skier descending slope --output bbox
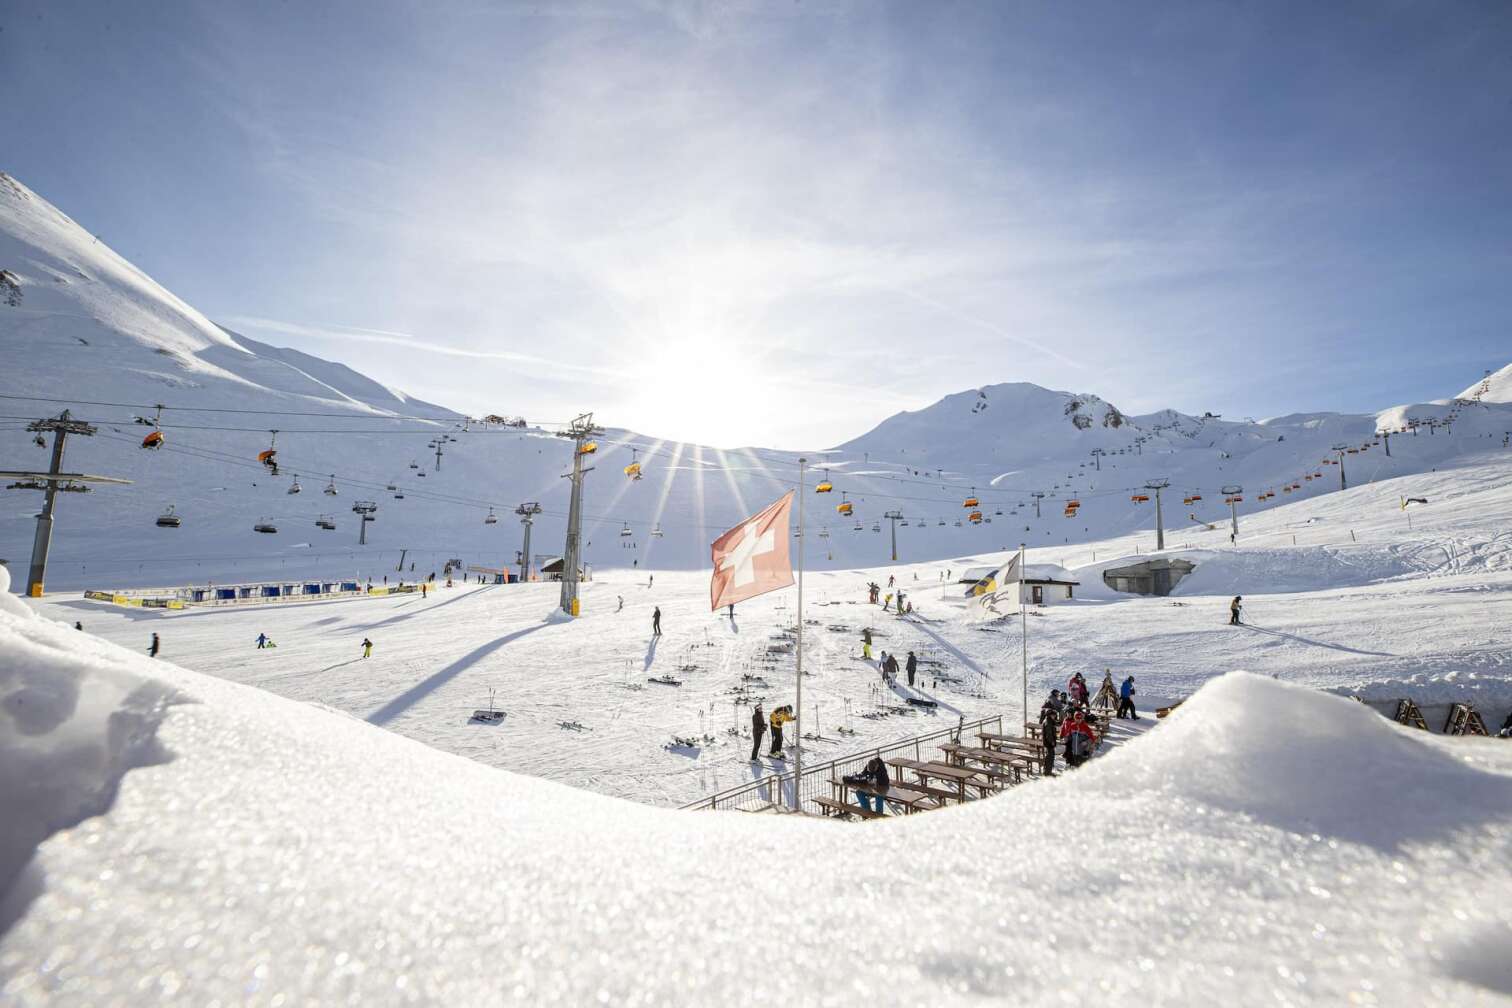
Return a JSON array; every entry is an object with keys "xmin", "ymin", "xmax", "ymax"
[
  {"xmin": 361, "ymin": 637, "xmax": 373, "ymax": 659},
  {"xmin": 1230, "ymin": 596, "xmax": 1244, "ymax": 626}
]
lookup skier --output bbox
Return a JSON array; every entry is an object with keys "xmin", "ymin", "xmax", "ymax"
[
  {"xmin": 768, "ymin": 705, "xmax": 794, "ymax": 756},
  {"xmin": 652, "ymin": 607, "xmax": 662, "ymax": 636},
  {"xmin": 862, "ymin": 640, "xmax": 873, "ymax": 661},
  {"xmin": 74, "ymin": 621, "xmax": 82, "ymax": 631},
  {"xmin": 906, "ymin": 651, "xmax": 917, "ymax": 687},
  {"xmin": 750, "ymin": 703, "xmax": 767, "ymax": 761},
  {"xmin": 648, "ymin": 573, "xmax": 653, "ymax": 588},
  {"xmin": 148, "ymin": 633, "xmax": 160, "ymax": 659},
  {"xmin": 887, "ymin": 575, "xmax": 895, "ymax": 588},
  {"xmin": 727, "ymin": 602, "xmax": 735, "ymax": 619},
  {"xmin": 1060, "ymin": 709, "xmax": 1097, "ymax": 768},
  {"xmin": 256, "ymin": 632, "xmax": 269, "ymax": 649},
  {"xmin": 895, "ymin": 590, "xmax": 906, "ymax": 614},
  {"xmin": 361, "ymin": 637, "xmax": 373, "ymax": 659},
  {"xmin": 421, "ymin": 583, "xmax": 427, "ymax": 599},
  {"xmin": 616, "ymin": 595, "xmax": 624, "ymax": 612},
  {"xmin": 1230, "ymin": 595, "xmax": 1243, "ymax": 626},
  {"xmin": 883, "ymin": 593, "xmax": 892, "ymax": 612},
  {"xmin": 1118, "ymin": 675, "xmax": 1138, "ymax": 719},
  {"xmin": 885, "ymin": 652, "xmax": 900, "ymax": 686}
]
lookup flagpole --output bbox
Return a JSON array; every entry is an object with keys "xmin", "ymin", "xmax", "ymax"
[
  {"xmin": 793, "ymin": 457, "xmax": 806, "ymax": 811},
  {"xmin": 1019, "ymin": 542, "xmax": 1028, "ymax": 734}
]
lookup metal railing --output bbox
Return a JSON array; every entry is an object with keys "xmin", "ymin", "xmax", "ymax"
[{"xmin": 681, "ymin": 713, "xmax": 1006, "ymax": 812}]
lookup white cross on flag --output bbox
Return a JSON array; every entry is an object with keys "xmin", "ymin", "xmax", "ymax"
[{"xmin": 709, "ymin": 491, "xmax": 795, "ymax": 611}]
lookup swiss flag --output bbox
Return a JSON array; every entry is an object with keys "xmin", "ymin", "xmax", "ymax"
[{"xmin": 710, "ymin": 491, "xmax": 795, "ymax": 611}]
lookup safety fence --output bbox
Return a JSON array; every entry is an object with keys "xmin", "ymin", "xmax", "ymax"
[{"xmin": 681, "ymin": 713, "xmax": 1006, "ymax": 813}]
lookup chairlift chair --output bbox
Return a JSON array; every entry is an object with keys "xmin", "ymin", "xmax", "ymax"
[
  {"xmin": 287, "ymin": 475, "xmax": 302, "ymax": 495},
  {"xmin": 254, "ymin": 518, "xmax": 278, "ymax": 534},
  {"xmin": 316, "ymin": 515, "xmax": 336, "ymax": 531},
  {"xmin": 155, "ymin": 505, "xmax": 181, "ymax": 528},
  {"xmin": 484, "ymin": 507, "xmax": 498, "ymax": 525},
  {"xmin": 651, "ymin": 524, "xmax": 664, "ymax": 538},
  {"xmin": 620, "ymin": 523, "xmax": 633, "ymax": 538},
  {"xmin": 409, "ymin": 460, "xmax": 420, "ymax": 468},
  {"xmin": 141, "ymin": 430, "xmax": 164, "ymax": 450},
  {"xmin": 324, "ymin": 475, "xmax": 338, "ymax": 495},
  {"xmin": 624, "ymin": 448, "xmax": 643, "ymax": 480}
]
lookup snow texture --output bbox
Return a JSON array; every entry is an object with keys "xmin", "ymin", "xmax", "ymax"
[{"xmin": 3, "ymin": 556, "xmax": 1512, "ymax": 1005}]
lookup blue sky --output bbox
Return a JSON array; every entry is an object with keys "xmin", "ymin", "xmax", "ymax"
[{"xmin": 4, "ymin": 1, "xmax": 1509, "ymax": 447}]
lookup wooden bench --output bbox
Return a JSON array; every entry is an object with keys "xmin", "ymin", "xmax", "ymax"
[
  {"xmin": 811, "ymin": 795, "xmax": 883, "ymax": 820},
  {"xmin": 833, "ymin": 779, "xmax": 941, "ymax": 814}
]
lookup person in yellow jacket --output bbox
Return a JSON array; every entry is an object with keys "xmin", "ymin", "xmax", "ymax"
[{"xmin": 768, "ymin": 705, "xmax": 795, "ymax": 757}]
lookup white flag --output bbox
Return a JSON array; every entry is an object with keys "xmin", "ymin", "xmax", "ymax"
[{"xmin": 972, "ymin": 554, "xmax": 1022, "ymax": 611}]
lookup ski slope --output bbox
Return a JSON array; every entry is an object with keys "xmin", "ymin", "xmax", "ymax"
[
  {"xmin": 4, "ymin": 562, "xmax": 1512, "ymax": 1005},
  {"xmin": 32, "ymin": 450, "xmax": 1512, "ymax": 808},
  {"xmin": 5, "ymin": 171, "xmax": 1512, "ymax": 594}
]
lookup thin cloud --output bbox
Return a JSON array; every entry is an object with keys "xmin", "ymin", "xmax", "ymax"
[{"xmin": 223, "ymin": 315, "xmax": 623, "ymax": 381}]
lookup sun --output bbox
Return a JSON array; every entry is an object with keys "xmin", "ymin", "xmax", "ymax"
[{"xmin": 624, "ymin": 337, "xmax": 781, "ymax": 447}]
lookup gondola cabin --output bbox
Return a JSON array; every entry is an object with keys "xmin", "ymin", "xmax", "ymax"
[{"xmin": 141, "ymin": 431, "xmax": 164, "ymax": 449}]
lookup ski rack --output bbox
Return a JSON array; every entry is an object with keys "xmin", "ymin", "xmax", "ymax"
[
  {"xmin": 1392, "ymin": 698, "xmax": 1429, "ymax": 730},
  {"xmin": 1443, "ymin": 703, "xmax": 1489, "ymax": 736}
]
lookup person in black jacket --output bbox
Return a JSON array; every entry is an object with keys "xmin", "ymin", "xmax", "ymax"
[
  {"xmin": 906, "ymin": 651, "xmax": 918, "ymax": 687},
  {"xmin": 1038, "ymin": 699, "xmax": 1060, "ymax": 777},
  {"xmin": 750, "ymin": 703, "xmax": 767, "ymax": 761},
  {"xmin": 842, "ymin": 755, "xmax": 890, "ymax": 814}
]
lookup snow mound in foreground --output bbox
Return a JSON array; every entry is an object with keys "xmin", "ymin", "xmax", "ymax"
[{"xmin": 2, "ymin": 563, "xmax": 1511, "ymax": 1005}]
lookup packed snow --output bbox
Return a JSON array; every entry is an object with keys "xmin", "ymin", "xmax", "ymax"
[{"xmin": 4, "ymin": 561, "xmax": 1512, "ymax": 1005}]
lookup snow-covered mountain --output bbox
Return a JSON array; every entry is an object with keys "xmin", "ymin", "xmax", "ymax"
[{"xmin": 3, "ymin": 171, "xmax": 1511, "ymax": 592}]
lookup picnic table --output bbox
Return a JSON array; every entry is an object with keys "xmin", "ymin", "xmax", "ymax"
[
  {"xmin": 829, "ymin": 777, "xmax": 940, "ymax": 815},
  {"xmin": 980, "ymin": 731, "xmax": 1047, "ymax": 753},
  {"xmin": 938, "ymin": 742, "xmax": 1031, "ymax": 783},
  {"xmin": 885, "ymin": 758, "xmax": 988, "ymax": 804}
]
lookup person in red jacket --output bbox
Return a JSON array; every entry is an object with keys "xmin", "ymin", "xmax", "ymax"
[{"xmin": 1059, "ymin": 710, "xmax": 1098, "ymax": 768}]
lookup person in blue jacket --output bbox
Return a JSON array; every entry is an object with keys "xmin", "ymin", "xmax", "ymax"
[{"xmin": 1117, "ymin": 675, "xmax": 1138, "ymax": 719}]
